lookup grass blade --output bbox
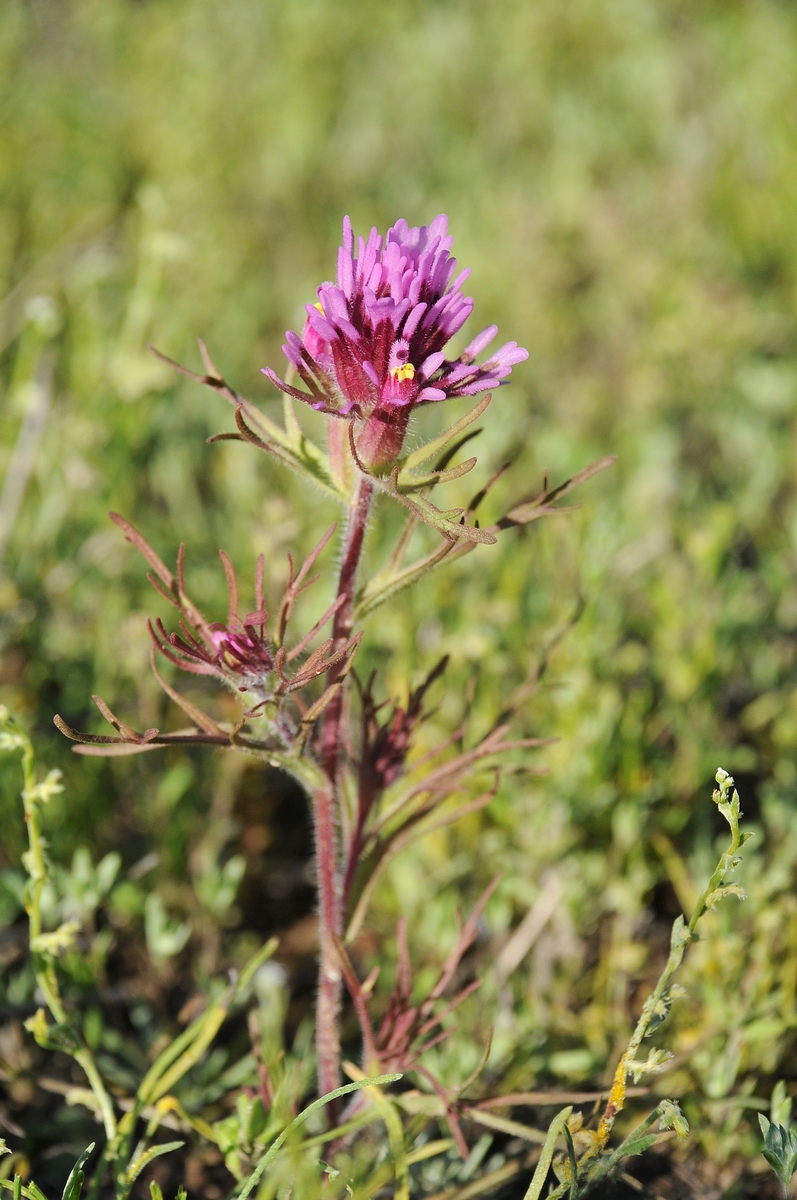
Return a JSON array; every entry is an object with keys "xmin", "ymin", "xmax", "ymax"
[{"xmin": 239, "ymin": 1074, "xmax": 402, "ymax": 1200}]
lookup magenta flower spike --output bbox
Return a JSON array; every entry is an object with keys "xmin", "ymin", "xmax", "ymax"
[{"xmin": 262, "ymin": 215, "xmax": 528, "ymax": 470}]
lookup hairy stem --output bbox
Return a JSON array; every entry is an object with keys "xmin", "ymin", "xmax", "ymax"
[
  {"xmin": 313, "ymin": 777, "xmax": 344, "ymax": 1101},
  {"xmin": 314, "ymin": 474, "xmax": 374, "ymax": 1099},
  {"xmin": 320, "ymin": 474, "xmax": 374, "ymax": 783}
]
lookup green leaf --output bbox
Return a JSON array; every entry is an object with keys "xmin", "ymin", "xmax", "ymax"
[
  {"xmin": 396, "ymin": 455, "xmax": 477, "ymax": 491},
  {"xmin": 384, "ymin": 483, "xmax": 496, "ymax": 545},
  {"xmin": 61, "ymin": 1144, "xmax": 95, "ymax": 1200},
  {"xmin": 144, "ymin": 893, "xmax": 190, "ymax": 962},
  {"xmin": 562, "ymin": 1124, "xmax": 578, "ymax": 1200},
  {"xmin": 125, "ymin": 1142, "xmax": 184, "ymax": 1187},
  {"xmin": 614, "ymin": 1133, "xmax": 657, "ymax": 1158},
  {"xmin": 355, "ymin": 538, "xmax": 454, "ymax": 622},
  {"xmin": 233, "ymin": 402, "xmax": 344, "ymax": 501},
  {"xmin": 239, "ymin": 1073, "xmax": 402, "ymax": 1200},
  {"xmin": 399, "ymin": 394, "xmax": 491, "ymax": 472},
  {"xmin": 138, "ymin": 936, "xmax": 277, "ymax": 1108},
  {"xmin": 759, "ymin": 1113, "xmax": 797, "ymax": 1190},
  {"xmin": 236, "ymin": 936, "xmax": 279, "ymax": 996},
  {"xmin": 771, "ymin": 1081, "xmax": 793, "ymax": 1129},
  {"xmin": 523, "ymin": 1107, "xmax": 572, "ymax": 1200}
]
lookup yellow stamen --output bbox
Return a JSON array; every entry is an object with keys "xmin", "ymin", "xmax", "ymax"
[
  {"xmin": 314, "ymin": 301, "xmax": 324, "ymax": 314},
  {"xmin": 390, "ymin": 363, "xmax": 415, "ymax": 382}
]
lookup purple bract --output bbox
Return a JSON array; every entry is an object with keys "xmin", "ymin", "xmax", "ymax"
[
  {"xmin": 150, "ymin": 611, "xmax": 274, "ymax": 695},
  {"xmin": 262, "ymin": 215, "xmax": 528, "ymax": 469}
]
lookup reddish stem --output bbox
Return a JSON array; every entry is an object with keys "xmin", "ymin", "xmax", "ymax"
[
  {"xmin": 313, "ymin": 776, "xmax": 344, "ymax": 1102},
  {"xmin": 320, "ymin": 474, "xmax": 374, "ymax": 783},
  {"xmin": 313, "ymin": 474, "xmax": 373, "ymax": 1100}
]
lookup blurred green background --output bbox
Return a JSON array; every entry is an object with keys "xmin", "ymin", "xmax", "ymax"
[{"xmin": 3, "ymin": 0, "xmax": 797, "ymax": 1186}]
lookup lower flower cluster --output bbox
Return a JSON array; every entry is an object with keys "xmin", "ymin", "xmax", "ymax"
[{"xmin": 56, "ymin": 517, "xmax": 358, "ymax": 757}]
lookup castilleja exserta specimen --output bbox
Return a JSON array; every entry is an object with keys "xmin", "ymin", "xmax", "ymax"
[
  {"xmin": 56, "ymin": 211, "xmax": 612, "ymax": 1118},
  {"xmin": 262, "ymin": 214, "xmax": 529, "ymax": 469}
]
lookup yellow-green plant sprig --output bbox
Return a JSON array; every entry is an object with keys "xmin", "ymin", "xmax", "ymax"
[
  {"xmin": 538, "ymin": 768, "xmax": 750, "ymax": 1198},
  {"xmin": 0, "ymin": 707, "xmax": 118, "ymax": 1143}
]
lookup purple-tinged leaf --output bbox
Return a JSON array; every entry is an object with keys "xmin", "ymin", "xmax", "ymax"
[{"xmin": 109, "ymin": 513, "xmax": 174, "ymax": 590}]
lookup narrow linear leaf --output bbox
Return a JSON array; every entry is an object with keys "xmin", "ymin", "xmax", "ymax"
[
  {"xmin": 234, "ymin": 403, "xmax": 344, "ymax": 500},
  {"xmin": 400, "ymin": 394, "xmax": 491, "ymax": 471},
  {"xmin": 466, "ymin": 1109, "xmax": 546, "ymax": 1145},
  {"xmin": 394, "ymin": 488, "xmax": 497, "ymax": 544},
  {"xmin": 149, "ymin": 648, "xmax": 226, "ymax": 737},
  {"xmin": 0, "ymin": 1183, "xmax": 47, "ymax": 1200},
  {"xmin": 397, "ymin": 456, "xmax": 478, "ymax": 491},
  {"xmin": 236, "ymin": 937, "xmax": 279, "ymax": 995},
  {"xmin": 563, "ymin": 1125, "xmax": 578, "ymax": 1200},
  {"xmin": 125, "ymin": 1142, "xmax": 184, "ymax": 1186},
  {"xmin": 138, "ymin": 996, "xmax": 228, "ymax": 1103},
  {"xmin": 614, "ymin": 1134, "xmax": 657, "ymax": 1158},
  {"xmin": 147, "ymin": 997, "xmax": 231, "ymax": 1103},
  {"xmin": 61, "ymin": 1144, "xmax": 95, "ymax": 1200},
  {"xmin": 523, "ymin": 1107, "xmax": 572, "ymax": 1200},
  {"xmin": 343, "ymin": 1063, "xmax": 409, "ymax": 1200},
  {"xmin": 108, "ymin": 512, "xmax": 174, "ymax": 589},
  {"xmin": 355, "ymin": 539, "xmax": 454, "ymax": 622},
  {"xmin": 239, "ymin": 1074, "xmax": 402, "ymax": 1200}
]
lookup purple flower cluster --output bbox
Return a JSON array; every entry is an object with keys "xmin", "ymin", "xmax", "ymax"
[
  {"xmin": 210, "ymin": 620, "xmax": 274, "ymax": 682},
  {"xmin": 263, "ymin": 215, "xmax": 528, "ymax": 468},
  {"xmin": 151, "ymin": 611, "xmax": 275, "ymax": 695}
]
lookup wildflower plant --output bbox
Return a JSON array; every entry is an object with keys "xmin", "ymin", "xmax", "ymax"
[
  {"xmin": 56, "ymin": 214, "xmax": 607, "ymax": 1109},
  {"xmin": 1, "ymin": 214, "xmax": 748, "ymax": 1196}
]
